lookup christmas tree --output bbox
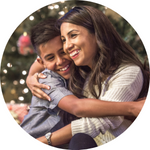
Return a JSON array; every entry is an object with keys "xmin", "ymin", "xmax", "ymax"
[{"xmin": 0, "ymin": 0, "xmax": 148, "ymax": 104}]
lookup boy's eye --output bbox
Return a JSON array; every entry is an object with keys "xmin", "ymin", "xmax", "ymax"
[
  {"xmin": 61, "ymin": 51, "xmax": 65, "ymax": 54},
  {"xmin": 47, "ymin": 56, "xmax": 54, "ymax": 60}
]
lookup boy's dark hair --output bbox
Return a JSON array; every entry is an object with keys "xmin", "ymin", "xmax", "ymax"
[{"xmin": 30, "ymin": 18, "xmax": 60, "ymax": 56}]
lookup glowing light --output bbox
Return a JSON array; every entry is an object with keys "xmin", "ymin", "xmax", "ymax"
[
  {"xmin": 48, "ymin": 5, "xmax": 54, "ymax": 9},
  {"xmin": 3, "ymin": 69, "xmax": 7, "ymax": 74},
  {"xmin": 7, "ymin": 63, "xmax": 12, "ymax": 67},
  {"xmin": 59, "ymin": 11, "xmax": 65, "ymax": 15},
  {"xmin": 29, "ymin": 16, "xmax": 34, "ymax": 21},
  {"xmin": 54, "ymin": 4, "xmax": 59, "ymax": 9},
  {"xmin": 23, "ymin": 32, "xmax": 27, "ymax": 36},
  {"xmin": 13, "ymin": 80, "xmax": 18, "ymax": 85},
  {"xmin": 18, "ymin": 96, "xmax": 24, "ymax": 101},
  {"xmin": 61, "ymin": 0, "xmax": 65, "ymax": 3},
  {"xmin": 1, "ymin": 82, "xmax": 6, "ymax": 86},
  {"xmin": 22, "ymin": 70, "xmax": 27, "ymax": 75},
  {"xmin": 23, "ymin": 88, "xmax": 29, "ymax": 94},
  {"xmin": 11, "ymin": 89, "xmax": 16, "ymax": 94},
  {"xmin": 10, "ymin": 100, "xmax": 15, "ymax": 104},
  {"xmin": 11, "ymin": 46, "xmax": 16, "ymax": 52},
  {"xmin": 20, "ymin": 79, "xmax": 25, "ymax": 84}
]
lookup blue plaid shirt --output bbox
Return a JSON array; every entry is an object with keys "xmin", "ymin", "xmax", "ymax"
[{"xmin": 20, "ymin": 69, "xmax": 73, "ymax": 138}]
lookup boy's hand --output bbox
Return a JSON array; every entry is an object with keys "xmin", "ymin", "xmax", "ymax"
[{"xmin": 26, "ymin": 72, "xmax": 51, "ymax": 101}]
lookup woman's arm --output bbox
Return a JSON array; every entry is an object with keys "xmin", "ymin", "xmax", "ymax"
[
  {"xmin": 27, "ymin": 61, "xmax": 145, "ymax": 117},
  {"xmin": 27, "ymin": 59, "xmax": 45, "ymax": 76},
  {"xmin": 26, "ymin": 60, "xmax": 51, "ymax": 100},
  {"xmin": 37, "ymin": 124, "xmax": 72, "ymax": 146},
  {"xmin": 58, "ymin": 95, "xmax": 145, "ymax": 118}
]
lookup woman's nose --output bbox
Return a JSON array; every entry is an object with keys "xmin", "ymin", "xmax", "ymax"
[{"xmin": 65, "ymin": 41, "xmax": 74, "ymax": 53}]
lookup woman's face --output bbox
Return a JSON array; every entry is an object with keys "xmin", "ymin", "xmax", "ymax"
[{"xmin": 60, "ymin": 22, "xmax": 98, "ymax": 69}]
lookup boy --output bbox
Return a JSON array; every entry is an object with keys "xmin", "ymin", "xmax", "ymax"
[{"xmin": 20, "ymin": 18, "xmax": 75, "ymax": 138}]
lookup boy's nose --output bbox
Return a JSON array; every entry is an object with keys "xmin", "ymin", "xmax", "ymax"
[{"xmin": 56, "ymin": 57, "xmax": 63, "ymax": 65}]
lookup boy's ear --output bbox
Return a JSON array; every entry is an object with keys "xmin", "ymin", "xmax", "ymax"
[{"xmin": 37, "ymin": 57, "xmax": 44, "ymax": 65}]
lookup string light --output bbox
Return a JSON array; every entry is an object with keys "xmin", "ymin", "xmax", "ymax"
[
  {"xmin": 20, "ymin": 79, "xmax": 25, "ymax": 84},
  {"xmin": 54, "ymin": 4, "xmax": 59, "ymax": 9},
  {"xmin": 22, "ymin": 88, "xmax": 29, "ymax": 94},
  {"xmin": 11, "ymin": 89, "xmax": 16, "ymax": 94},
  {"xmin": 13, "ymin": 80, "xmax": 18, "ymax": 85},
  {"xmin": 59, "ymin": 11, "xmax": 65, "ymax": 15},
  {"xmin": 29, "ymin": 16, "xmax": 34, "ymax": 21},
  {"xmin": 18, "ymin": 96, "xmax": 24, "ymax": 101},
  {"xmin": 61, "ymin": 0, "xmax": 65, "ymax": 3},
  {"xmin": 1, "ymin": 82, "xmax": 6, "ymax": 86},
  {"xmin": 3, "ymin": 69, "xmax": 7, "ymax": 74},
  {"xmin": 11, "ymin": 46, "xmax": 16, "ymax": 52},
  {"xmin": 7, "ymin": 63, "xmax": 12, "ymax": 68},
  {"xmin": 22, "ymin": 70, "xmax": 27, "ymax": 75},
  {"xmin": 23, "ymin": 32, "xmax": 27, "ymax": 36},
  {"xmin": 48, "ymin": 5, "xmax": 54, "ymax": 10},
  {"xmin": 10, "ymin": 100, "xmax": 15, "ymax": 104}
]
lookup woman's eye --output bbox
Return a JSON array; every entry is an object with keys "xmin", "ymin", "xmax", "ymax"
[
  {"xmin": 61, "ymin": 38, "xmax": 66, "ymax": 43},
  {"xmin": 71, "ymin": 34, "xmax": 77, "ymax": 38}
]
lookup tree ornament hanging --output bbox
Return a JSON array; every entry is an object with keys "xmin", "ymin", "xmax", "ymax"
[{"xmin": 17, "ymin": 32, "xmax": 34, "ymax": 56}]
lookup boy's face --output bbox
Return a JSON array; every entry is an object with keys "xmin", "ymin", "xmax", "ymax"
[{"xmin": 38, "ymin": 36, "xmax": 73, "ymax": 79}]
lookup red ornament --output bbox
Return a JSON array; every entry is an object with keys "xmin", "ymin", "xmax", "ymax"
[{"xmin": 17, "ymin": 33, "xmax": 34, "ymax": 55}]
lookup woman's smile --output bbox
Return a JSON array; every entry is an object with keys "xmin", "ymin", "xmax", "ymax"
[
  {"xmin": 60, "ymin": 22, "xmax": 98, "ymax": 69},
  {"xmin": 69, "ymin": 50, "xmax": 81, "ymax": 59}
]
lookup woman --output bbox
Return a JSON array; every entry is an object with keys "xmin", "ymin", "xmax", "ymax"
[{"xmin": 28, "ymin": 5, "xmax": 149, "ymax": 149}]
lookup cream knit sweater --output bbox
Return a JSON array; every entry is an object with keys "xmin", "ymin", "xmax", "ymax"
[{"xmin": 71, "ymin": 64, "xmax": 143, "ymax": 146}]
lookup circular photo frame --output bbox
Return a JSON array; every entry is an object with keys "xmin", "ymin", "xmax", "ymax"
[{"xmin": 0, "ymin": 0, "xmax": 150, "ymax": 150}]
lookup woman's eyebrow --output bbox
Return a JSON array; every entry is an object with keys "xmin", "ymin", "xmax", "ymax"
[
  {"xmin": 61, "ymin": 29, "xmax": 79, "ymax": 38},
  {"xmin": 67, "ymin": 29, "xmax": 78, "ymax": 35}
]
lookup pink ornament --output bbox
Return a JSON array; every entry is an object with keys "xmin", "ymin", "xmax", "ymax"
[
  {"xmin": 18, "ymin": 35, "xmax": 31, "ymax": 46},
  {"xmin": 17, "ymin": 33, "xmax": 34, "ymax": 55}
]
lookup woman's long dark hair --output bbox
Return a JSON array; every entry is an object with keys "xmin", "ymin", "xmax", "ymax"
[{"xmin": 57, "ymin": 5, "xmax": 149, "ymax": 99}]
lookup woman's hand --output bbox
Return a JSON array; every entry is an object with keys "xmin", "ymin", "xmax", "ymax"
[
  {"xmin": 131, "ymin": 97, "xmax": 146, "ymax": 117},
  {"xmin": 26, "ymin": 72, "xmax": 51, "ymax": 101}
]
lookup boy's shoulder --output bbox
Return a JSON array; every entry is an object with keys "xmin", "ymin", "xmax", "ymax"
[
  {"xmin": 40, "ymin": 69, "xmax": 67, "ymax": 87},
  {"xmin": 42, "ymin": 69, "xmax": 61, "ymax": 78}
]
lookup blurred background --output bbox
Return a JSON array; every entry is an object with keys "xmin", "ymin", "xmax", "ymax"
[{"xmin": 0, "ymin": 0, "xmax": 148, "ymax": 124}]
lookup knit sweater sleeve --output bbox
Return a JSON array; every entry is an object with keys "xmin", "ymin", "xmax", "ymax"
[{"xmin": 71, "ymin": 65, "xmax": 143, "ymax": 138}]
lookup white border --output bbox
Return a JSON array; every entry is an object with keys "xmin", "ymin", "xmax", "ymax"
[{"xmin": 0, "ymin": 0, "xmax": 150, "ymax": 150}]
